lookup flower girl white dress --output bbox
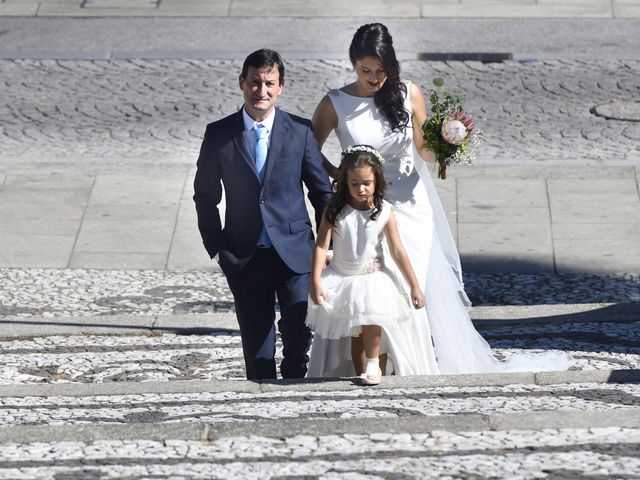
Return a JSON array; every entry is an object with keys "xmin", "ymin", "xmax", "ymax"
[{"xmin": 306, "ymin": 201, "xmax": 411, "ymax": 341}]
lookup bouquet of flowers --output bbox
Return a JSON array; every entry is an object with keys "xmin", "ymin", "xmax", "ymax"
[{"xmin": 422, "ymin": 77, "xmax": 483, "ymax": 179}]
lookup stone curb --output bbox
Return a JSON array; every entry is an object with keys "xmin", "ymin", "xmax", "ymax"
[
  {"xmin": 0, "ymin": 312, "xmax": 239, "ymax": 338},
  {"xmin": 1, "ymin": 408, "xmax": 639, "ymax": 445},
  {"xmin": 2, "ymin": 369, "xmax": 639, "ymax": 398},
  {"xmin": 1, "ymin": 303, "xmax": 638, "ymax": 338},
  {"xmin": 206, "ymin": 409, "xmax": 640, "ymax": 438}
]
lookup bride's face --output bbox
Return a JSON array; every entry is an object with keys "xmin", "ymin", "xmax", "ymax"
[{"xmin": 353, "ymin": 56, "xmax": 387, "ymax": 96}]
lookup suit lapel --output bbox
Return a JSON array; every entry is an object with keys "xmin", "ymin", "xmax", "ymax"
[
  {"xmin": 231, "ymin": 109, "xmax": 258, "ymax": 177},
  {"xmin": 264, "ymin": 109, "xmax": 289, "ymax": 181}
]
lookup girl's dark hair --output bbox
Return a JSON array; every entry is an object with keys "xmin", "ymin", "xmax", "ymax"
[
  {"xmin": 325, "ymin": 146, "xmax": 387, "ymax": 227},
  {"xmin": 349, "ymin": 23, "xmax": 409, "ymax": 132}
]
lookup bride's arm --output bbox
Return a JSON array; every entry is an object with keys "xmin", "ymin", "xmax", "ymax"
[
  {"xmin": 312, "ymin": 95, "xmax": 339, "ymax": 178},
  {"xmin": 410, "ymin": 83, "xmax": 436, "ymax": 165}
]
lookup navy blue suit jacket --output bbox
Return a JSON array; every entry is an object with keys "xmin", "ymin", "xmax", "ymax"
[{"xmin": 194, "ymin": 107, "xmax": 332, "ymax": 274}]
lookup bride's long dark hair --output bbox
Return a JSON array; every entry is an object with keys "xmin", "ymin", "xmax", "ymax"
[{"xmin": 349, "ymin": 23, "xmax": 409, "ymax": 132}]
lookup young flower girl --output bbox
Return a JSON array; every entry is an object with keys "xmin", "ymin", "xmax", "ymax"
[{"xmin": 306, "ymin": 145, "xmax": 425, "ymax": 385}]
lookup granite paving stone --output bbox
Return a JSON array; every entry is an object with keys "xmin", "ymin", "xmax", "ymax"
[
  {"xmin": 0, "ymin": 315, "xmax": 638, "ymax": 384},
  {"xmin": 1, "ymin": 269, "xmax": 638, "ymax": 317},
  {"xmin": 0, "ymin": 428, "xmax": 638, "ymax": 479},
  {"xmin": 1, "ymin": 383, "xmax": 639, "ymax": 427},
  {"xmin": 2, "ymin": 59, "xmax": 639, "ymax": 166}
]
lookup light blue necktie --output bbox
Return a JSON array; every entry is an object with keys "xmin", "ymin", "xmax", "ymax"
[
  {"xmin": 254, "ymin": 123, "xmax": 271, "ymax": 247},
  {"xmin": 254, "ymin": 124, "xmax": 268, "ymax": 180}
]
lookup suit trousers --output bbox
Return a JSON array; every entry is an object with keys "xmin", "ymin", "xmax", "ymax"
[{"xmin": 224, "ymin": 247, "xmax": 313, "ymax": 380}]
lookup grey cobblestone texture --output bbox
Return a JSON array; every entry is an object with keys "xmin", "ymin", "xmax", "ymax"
[
  {"xmin": 0, "ymin": 269, "xmax": 638, "ymax": 317},
  {"xmin": 1, "ymin": 59, "xmax": 639, "ymax": 166},
  {"xmin": 1, "ymin": 382, "xmax": 639, "ymax": 427},
  {"xmin": 1, "ymin": 315, "xmax": 638, "ymax": 384},
  {"xmin": 0, "ymin": 428, "xmax": 639, "ymax": 479}
]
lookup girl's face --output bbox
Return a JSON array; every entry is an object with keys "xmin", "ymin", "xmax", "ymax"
[
  {"xmin": 353, "ymin": 56, "xmax": 387, "ymax": 96},
  {"xmin": 346, "ymin": 165, "xmax": 376, "ymax": 209}
]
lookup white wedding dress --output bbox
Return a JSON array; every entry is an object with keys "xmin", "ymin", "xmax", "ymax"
[{"xmin": 306, "ymin": 82, "xmax": 574, "ymax": 377}]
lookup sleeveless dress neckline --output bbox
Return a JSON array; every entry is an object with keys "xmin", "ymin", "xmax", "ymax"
[{"xmin": 335, "ymin": 89, "xmax": 375, "ymax": 99}]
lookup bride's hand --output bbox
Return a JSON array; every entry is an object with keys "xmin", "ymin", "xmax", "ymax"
[
  {"xmin": 411, "ymin": 286, "xmax": 425, "ymax": 309},
  {"xmin": 422, "ymin": 149, "xmax": 436, "ymax": 165}
]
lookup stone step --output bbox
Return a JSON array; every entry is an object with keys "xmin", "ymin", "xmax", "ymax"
[
  {"xmin": 1, "ymin": 304, "xmax": 638, "ymax": 477},
  {"xmin": 0, "ymin": 372, "xmax": 639, "ymax": 479},
  {"xmin": 1, "ymin": 304, "xmax": 638, "ymax": 385},
  {"xmin": 1, "ymin": 371, "xmax": 639, "ymax": 442},
  {"xmin": 1, "ymin": 302, "xmax": 639, "ymax": 337},
  {"xmin": 2, "ymin": 406, "xmax": 640, "ymax": 444},
  {"xmin": 1, "ymin": 426, "xmax": 638, "ymax": 479}
]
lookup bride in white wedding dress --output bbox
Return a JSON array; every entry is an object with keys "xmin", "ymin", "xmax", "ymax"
[{"xmin": 306, "ymin": 23, "xmax": 573, "ymax": 377}]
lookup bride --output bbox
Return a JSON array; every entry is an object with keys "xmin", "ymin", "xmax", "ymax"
[{"xmin": 306, "ymin": 23, "xmax": 573, "ymax": 377}]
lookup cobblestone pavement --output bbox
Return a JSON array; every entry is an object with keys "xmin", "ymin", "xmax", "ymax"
[
  {"xmin": 1, "ymin": 316, "xmax": 638, "ymax": 384},
  {"xmin": 2, "ymin": 59, "xmax": 639, "ymax": 166},
  {"xmin": 2, "ymin": 382, "xmax": 639, "ymax": 427},
  {"xmin": 0, "ymin": 427, "xmax": 637, "ymax": 480},
  {"xmin": 0, "ymin": 269, "xmax": 638, "ymax": 317},
  {"xmin": 0, "ymin": 383, "xmax": 640, "ymax": 426},
  {"xmin": 1, "ymin": 283, "xmax": 638, "ymax": 478},
  {"xmin": 0, "ymin": 264, "xmax": 637, "ymax": 478}
]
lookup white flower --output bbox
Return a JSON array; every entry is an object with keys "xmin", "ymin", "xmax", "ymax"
[{"xmin": 441, "ymin": 118, "xmax": 468, "ymax": 146}]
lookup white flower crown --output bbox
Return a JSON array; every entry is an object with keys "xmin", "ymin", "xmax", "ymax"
[{"xmin": 341, "ymin": 145, "xmax": 385, "ymax": 165}]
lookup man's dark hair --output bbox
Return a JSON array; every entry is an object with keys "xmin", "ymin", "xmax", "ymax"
[{"xmin": 241, "ymin": 49, "xmax": 285, "ymax": 84}]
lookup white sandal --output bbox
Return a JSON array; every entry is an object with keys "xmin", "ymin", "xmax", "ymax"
[
  {"xmin": 360, "ymin": 357, "xmax": 382, "ymax": 385},
  {"xmin": 360, "ymin": 368, "xmax": 382, "ymax": 385}
]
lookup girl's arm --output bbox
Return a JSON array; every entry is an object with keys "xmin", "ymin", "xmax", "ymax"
[
  {"xmin": 383, "ymin": 211, "xmax": 426, "ymax": 309},
  {"xmin": 311, "ymin": 95, "xmax": 339, "ymax": 178},
  {"xmin": 310, "ymin": 213, "xmax": 333, "ymax": 305},
  {"xmin": 410, "ymin": 82, "xmax": 436, "ymax": 165}
]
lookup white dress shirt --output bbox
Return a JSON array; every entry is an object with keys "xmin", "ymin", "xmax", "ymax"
[{"xmin": 242, "ymin": 107, "xmax": 276, "ymax": 156}]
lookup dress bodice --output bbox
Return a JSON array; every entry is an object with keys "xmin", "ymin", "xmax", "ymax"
[
  {"xmin": 328, "ymin": 83, "xmax": 427, "ymax": 206},
  {"xmin": 331, "ymin": 201, "xmax": 391, "ymax": 276}
]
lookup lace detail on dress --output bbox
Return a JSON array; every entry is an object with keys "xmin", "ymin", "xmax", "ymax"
[
  {"xmin": 399, "ymin": 154, "xmax": 414, "ymax": 175},
  {"xmin": 331, "ymin": 257, "xmax": 383, "ymax": 276}
]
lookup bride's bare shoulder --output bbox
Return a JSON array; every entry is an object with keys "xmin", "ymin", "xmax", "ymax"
[{"xmin": 312, "ymin": 95, "xmax": 338, "ymax": 135}]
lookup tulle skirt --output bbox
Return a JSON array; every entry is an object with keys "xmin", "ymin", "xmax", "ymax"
[{"xmin": 305, "ymin": 264, "xmax": 411, "ymax": 340}]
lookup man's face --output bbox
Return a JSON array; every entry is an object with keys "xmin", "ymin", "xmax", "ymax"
[{"xmin": 239, "ymin": 65, "xmax": 283, "ymax": 120}]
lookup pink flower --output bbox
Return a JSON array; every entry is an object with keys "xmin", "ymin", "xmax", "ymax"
[
  {"xmin": 453, "ymin": 110, "xmax": 476, "ymax": 132},
  {"xmin": 441, "ymin": 111, "xmax": 476, "ymax": 146}
]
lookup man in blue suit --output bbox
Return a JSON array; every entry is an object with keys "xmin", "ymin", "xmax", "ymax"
[{"xmin": 194, "ymin": 49, "xmax": 332, "ymax": 380}]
